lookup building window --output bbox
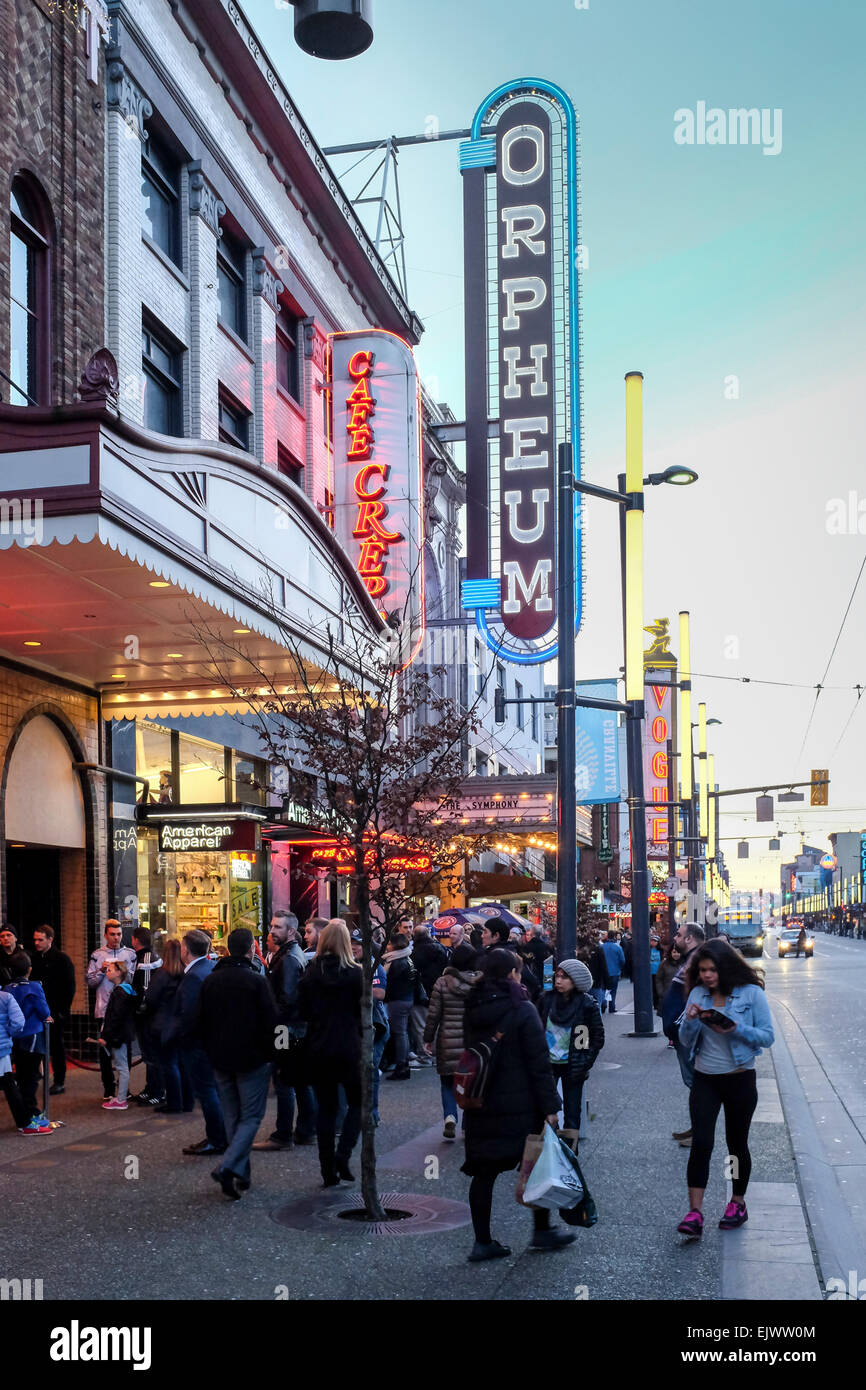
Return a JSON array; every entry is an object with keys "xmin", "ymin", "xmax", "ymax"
[
  {"xmin": 515, "ymin": 680, "xmax": 524, "ymax": 730},
  {"xmin": 8, "ymin": 178, "xmax": 51, "ymax": 406},
  {"xmin": 141, "ymin": 129, "xmax": 181, "ymax": 266},
  {"xmin": 277, "ymin": 442, "xmax": 303, "ymax": 486},
  {"xmin": 142, "ymin": 319, "xmax": 183, "ymax": 435},
  {"xmin": 218, "ymin": 390, "xmax": 250, "ymax": 451},
  {"xmin": 233, "ymin": 753, "xmax": 267, "ymax": 806},
  {"xmin": 217, "ymin": 227, "xmax": 247, "ymax": 340},
  {"xmin": 531, "ymin": 699, "xmax": 538, "ymax": 743},
  {"xmin": 178, "ymin": 733, "xmax": 227, "ymax": 804},
  {"xmin": 276, "ymin": 306, "xmax": 300, "ymax": 402}
]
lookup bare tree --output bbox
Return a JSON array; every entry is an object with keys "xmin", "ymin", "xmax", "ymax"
[{"xmin": 192, "ymin": 597, "xmax": 507, "ymax": 1219}]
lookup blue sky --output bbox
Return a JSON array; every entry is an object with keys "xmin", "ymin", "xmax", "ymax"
[{"xmin": 248, "ymin": 0, "xmax": 866, "ymax": 890}]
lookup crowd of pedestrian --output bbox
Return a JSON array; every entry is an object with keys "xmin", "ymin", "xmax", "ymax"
[{"xmin": 0, "ymin": 905, "xmax": 775, "ymax": 1252}]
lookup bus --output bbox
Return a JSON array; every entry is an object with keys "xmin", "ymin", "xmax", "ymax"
[{"xmin": 717, "ymin": 909, "xmax": 765, "ymax": 958}]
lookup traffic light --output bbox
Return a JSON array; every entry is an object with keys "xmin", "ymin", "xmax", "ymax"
[
  {"xmin": 494, "ymin": 686, "xmax": 506, "ymax": 723},
  {"xmin": 810, "ymin": 769, "xmax": 829, "ymax": 806}
]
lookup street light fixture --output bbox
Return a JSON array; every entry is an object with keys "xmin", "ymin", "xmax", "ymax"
[
  {"xmin": 288, "ymin": 1, "xmax": 374, "ymax": 60},
  {"xmin": 644, "ymin": 465, "xmax": 699, "ymax": 487}
]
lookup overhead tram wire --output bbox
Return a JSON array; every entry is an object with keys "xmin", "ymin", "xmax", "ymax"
[
  {"xmin": 833, "ymin": 684, "xmax": 865, "ymax": 753},
  {"xmin": 797, "ymin": 549, "xmax": 866, "ymax": 761}
]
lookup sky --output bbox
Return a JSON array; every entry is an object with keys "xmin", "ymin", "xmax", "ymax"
[{"xmin": 247, "ymin": 0, "xmax": 866, "ymax": 891}]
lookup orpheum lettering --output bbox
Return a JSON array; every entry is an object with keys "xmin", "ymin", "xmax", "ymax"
[{"xmin": 496, "ymin": 103, "xmax": 556, "ymax": 640}]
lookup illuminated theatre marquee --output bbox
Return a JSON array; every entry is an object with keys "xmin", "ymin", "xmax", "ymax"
[
  {"xmin": 460, "ymin": 79, "xmax": 582, "ymax": 664},
  {"xmin": 330, "ymin": 330, "xmax": 425, "ymax": 666}
]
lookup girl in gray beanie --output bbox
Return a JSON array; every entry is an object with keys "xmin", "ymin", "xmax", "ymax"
[{"xmin": 537, "ymin": 959, "xmax": 604, "ymax": 1132}]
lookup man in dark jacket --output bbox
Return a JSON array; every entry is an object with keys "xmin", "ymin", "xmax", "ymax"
[
  {"xmin": 130, "ymin": 926, "xmax": 164, "ymax": 1106},
  {"xmin": 195, "ymin": 928, "xmax": 277, "ymax": 1199},
  {"xmin": 409, "ymin": 925, "xmax": 447, "ymax": 1066},
  {"xmin": 0, "ymin": 926, "xmax": 30, "ymax": 987},
  {"xmin": 173, "ymin": 930, "xmax": 227, "ymax": 1157},
  {"xmin": 481, "ymin": 919, "xmax": 541, "ymax": 1000},
  {"xmin": 29, "ymin": 925, "xmax": 75, "ymax": 1094},
  {"xmin": 521, "ymin": 924, "xmax": 554, "ymax": 982},
  {"xmin": 662, "ymin": 922, "xmax": 706, "ymax": 1145},
  {"xmin": 255, "ymin": 911, "xmax": 316, "ymax": 1151}
]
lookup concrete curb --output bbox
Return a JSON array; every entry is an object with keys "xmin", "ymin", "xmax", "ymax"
[{"xmin": 770, "ymin": 996, "xmax": 866, "ymax": 1294}]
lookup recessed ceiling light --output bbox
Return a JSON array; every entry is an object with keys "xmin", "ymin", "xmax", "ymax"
[
  {"xmin": 9, "ymin": 843, "xmax": 26, "ymax": 849},
  {"xmin": 24, "ymin": 640, "xmax": 42, "ymax": 647},
  {"xmin": 110, "ymin": 673, "xmax": 126, "ymax": 680},
  {"xmin": 166, "ymin": 653, "xmax": 183, "ymax": 659},
  {"xmin": 149, "ymin": 580, "xmax": 171, "ymax": 588},
  {"xmin": 233, "ymin": 627, "xmax": 251, "ymax": 634}
]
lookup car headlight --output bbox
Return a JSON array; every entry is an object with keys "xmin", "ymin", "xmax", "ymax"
[
  {"xmin": 756, "ymin": 935, "xmax": 764, "ymax": 945},
  {"xmin": 779, "ymin": 942, "xmax": 788, "ymax": 950}
]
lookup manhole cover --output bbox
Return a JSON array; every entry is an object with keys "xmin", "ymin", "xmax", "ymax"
[{"xmin": 272, "ymin": 1190, "xmax": 470, "ymax": 1237}]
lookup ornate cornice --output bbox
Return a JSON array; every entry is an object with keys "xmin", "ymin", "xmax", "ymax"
[
  {"xmin": 105, "ymin": 47, "xmax": 153, "ymax": 140},
  {"xmin": 188, "ymin": 160, "xmax": 226, "ymax": 233},
  {"xmin": 302, "ymin": 317, "xmax": 326, "ymax": 369},
  {"xmin": 251, "ymin": 248, "xmax": 284, "ymax": 310}
]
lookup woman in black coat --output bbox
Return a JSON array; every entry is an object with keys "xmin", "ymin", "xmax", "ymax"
[
  {"xmin": 462, "ymin": 950, "xmax": 576, "ymax": 1261},
  {"xmin": 297, "ymin": 920, "xmax": 363, "ymax": 1187}
]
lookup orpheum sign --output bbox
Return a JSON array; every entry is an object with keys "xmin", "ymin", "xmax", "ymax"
[
  {"xmin": 460, "ymin": 79, "xmax": 582, "ymax": 664},
  {"xmin": 330, "ymin": 330, "xmax": 424, "ymax": 665}
]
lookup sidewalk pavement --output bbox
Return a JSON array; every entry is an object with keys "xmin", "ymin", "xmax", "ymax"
[{"xmin": 0, "ymin": 987, "xmax": 822, "ymax": 1301}]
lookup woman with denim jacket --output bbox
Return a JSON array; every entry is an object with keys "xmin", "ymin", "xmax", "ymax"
[{"xmin": 674, "ymin": 939, "xmax": 773, "ymax": 1238}]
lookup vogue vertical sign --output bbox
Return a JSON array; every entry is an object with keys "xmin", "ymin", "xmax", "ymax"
[{"xmin": 460, "ymin": 79, "xmax": 582, "ymax": 664}]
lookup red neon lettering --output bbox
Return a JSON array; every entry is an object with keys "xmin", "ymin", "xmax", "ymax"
[
  {"xmin": 357, "ymin": 538, "xmax": 387, "ymax": 576},
  {"xmin": 651, "ymin": 786, "xmax": 667, "ymax": 803},
  {"xmin": 348, "ymin": 399, "xmax": 376, "ymax": 430},
  {"xmin": 348, "ymin": 350, "xmax": 374, "ymax": 379},
  {"xmin": 346, "ymin": 374, "xmax": 373, "ymax": 404},
  {"xmin": 651, "ymin": 750, "xmax": 668, "ymax": 778},
  {"xmin": 651, "ymin": 716, "xmax": 668, "ymax": 742},
  {"xmin": 651, "ymin": 685, "xmax": 668, "ymax": 710},
  {"xmin": 651, "ymin": 817, "xmax": 668, "ymax": 841},
  {"xmin": 353, "ymin": 463, "xmax": 389, "ymax": 501},
  {"xmin": 363, "ymin": 574, "xmax": 388, "ymax": 598},
  {"xmin": 347, "ymin": 424, "xmax": 375, "ymax": 460},
  {"xmin": 353, "ymin": 500, "xmax": 402, "ymax": 543}
]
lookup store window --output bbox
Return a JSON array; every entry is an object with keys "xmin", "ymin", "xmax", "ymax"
[
  {"xmin": 217, "ymin": 225, "xmax": 247, "ymax": 340},
  {"xmin": 142, "ymin": 318, "xmax": 183, "ymax": 435},
  {"xmin": 9, "ymin": 176, "xmax": 51, "ymax": 406},
  {"xmin": 136, "ymin": 721, "xmax": 175, "ymax": 804},
  {"xmin": 218, "ymin": 389, "xmax": 250, "ymax": 451},
  {"xmin": 276, "ymin": 305, "xmax": 301, "ymax": 402},
  {"xmin": 141, "ymin": 127, "xmax": 181, "ymax": 266},
  {"xmin": 233, "ymin": 753, "xmax": 267, "ymax": 805},
  {"xmin": 178, "ymin": 733, "xmax": 226, "ymax": 803}
]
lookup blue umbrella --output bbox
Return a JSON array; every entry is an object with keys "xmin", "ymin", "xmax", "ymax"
[{"xmin": 423, "ymin": 908, "xmax": 486, "ymax": 939}]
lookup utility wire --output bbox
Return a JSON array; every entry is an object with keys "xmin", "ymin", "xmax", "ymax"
[
  {"xmin": 833, "ymin": 685, "xmax": 864, "ymax": 753},
  {"xmin": 797, "ymin": 551, "xmax": 866, "ymax": 761}
]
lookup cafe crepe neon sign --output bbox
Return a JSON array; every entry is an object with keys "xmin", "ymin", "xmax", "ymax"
[{"xmin": 345, "ymin": 349, "xmax": 403, "ymax": 601}]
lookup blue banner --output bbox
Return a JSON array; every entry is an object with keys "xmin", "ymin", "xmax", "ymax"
[{"xmin": 575, "ymin": 679, "xmax": 621, "ymax": 805}]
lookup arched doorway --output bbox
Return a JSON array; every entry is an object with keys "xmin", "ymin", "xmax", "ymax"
[{"xmin": 3, "ymin": 714, "xmax": 88, "ymax": 962}]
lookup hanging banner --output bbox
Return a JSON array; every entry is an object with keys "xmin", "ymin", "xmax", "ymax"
[
  {"xmin": 575, "ymin": 679, "xmax": 621, "ymax": 805},
  {"xmin": 329, "ymin": 329, "xmax": 425, "ymax": 666},
  {"xmin": 459, "ymin": 78, "xmax": 582, "ymax": 665}
]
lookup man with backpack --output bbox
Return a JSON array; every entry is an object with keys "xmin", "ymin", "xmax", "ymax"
[{"xmin": 661, "ymin": 921, "xmax": 706, "ymax": 1146}]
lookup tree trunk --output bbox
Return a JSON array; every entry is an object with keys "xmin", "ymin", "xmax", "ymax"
[{"xmin": 357, "ymin": 872, "xmax": 387, "ymax": 1221}]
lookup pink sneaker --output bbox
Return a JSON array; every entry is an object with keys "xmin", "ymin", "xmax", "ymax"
[
  {"xmin": 102, "ymin": 1098, "xmax": 129, "ymax": 1110},
  {"xmin": 719, "ymin": 1200, "xmax": 748, "ymax": 1229},
  {"xmin": 676, "ymin": 1208, "xmax": 704, "ymax": 1237}
]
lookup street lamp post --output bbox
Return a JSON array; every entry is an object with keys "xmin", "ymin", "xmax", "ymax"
[{"xmin": 570, "ymin": 374, "xmax": 698, "ymax": 1037}]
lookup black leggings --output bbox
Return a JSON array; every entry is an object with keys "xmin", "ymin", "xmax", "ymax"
[
  {"xmin": 468, "ymin": 1166, "xmax": 550, "ymax": 1243},
  {"xmin": 687, "ymin": 1069, "xmax": 758, "ymax": 1198}
]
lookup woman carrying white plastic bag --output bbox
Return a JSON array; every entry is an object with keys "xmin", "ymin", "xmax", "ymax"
[{"xmin": 522, "ymin": 1121, "xmax": 584, "ymax": 1210}]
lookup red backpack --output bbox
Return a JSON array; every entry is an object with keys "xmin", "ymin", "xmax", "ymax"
[{"xmin": 453, "ymin": 1014, "xmax": 516, "ymax": 1110}]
